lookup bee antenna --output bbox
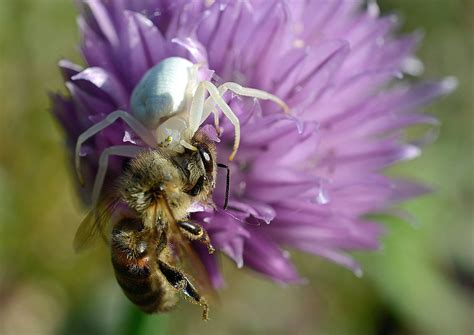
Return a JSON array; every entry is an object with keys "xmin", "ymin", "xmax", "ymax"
[{"xmin": 217, "ymin": 163, "xmax": 230, "ymax": 210}]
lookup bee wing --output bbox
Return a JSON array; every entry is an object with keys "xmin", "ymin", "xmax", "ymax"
[
  {"xmin": 158, "ymin": 198, "xmax": 219, "ymax": 304},
  {"xmin": 73, "ymin": 197, "xmax": 119, "ymax": 253}
]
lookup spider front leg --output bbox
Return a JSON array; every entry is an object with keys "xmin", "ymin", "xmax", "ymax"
[
  {"xmin": 187, "ymin": 81, "xmax": 241, "ymax": 161},
  {"xmin": 197, "ymin": 81, "xmax": 290, "ymax": 161},
  {"xmin": 200, "ymin": 82, "xmax": 290, "ymax": 125},
  {"xmin": 75, "ymin": 110, "xmax": 158, "ymax": 185},
  {"xmin": 219, "ymin": 82, "xmax": 290, "ymax": 114}
]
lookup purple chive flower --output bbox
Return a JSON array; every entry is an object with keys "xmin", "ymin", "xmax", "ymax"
[{"xmin": 51, "ymin": 0, "xmax": 455, "ymax": 286}]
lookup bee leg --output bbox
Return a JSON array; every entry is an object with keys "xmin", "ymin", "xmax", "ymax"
[
  {"xmin": 158, "ymin": 260, "xmax": 209, "ymax": 320},
  {"xmin": 155, "ymin": 227, "xmax": 168, "ymax": 255},
  {"xmin": 177, "ymin": 220, "xmax": 215, "ymax": 254}
]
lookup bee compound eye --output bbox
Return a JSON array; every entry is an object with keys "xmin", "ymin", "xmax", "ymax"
[{"xmin": 198, "ymin": 146, "xmax": 213, "ymax": 173}]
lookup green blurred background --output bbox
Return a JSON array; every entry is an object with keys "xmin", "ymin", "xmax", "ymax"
[{"xmin": 0, "ymin": 1, "xmax": 472, "ymax": 334}]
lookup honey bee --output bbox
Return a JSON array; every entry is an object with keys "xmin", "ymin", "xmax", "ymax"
[
  {"xmin": 74, "ymin": 130, "xmax": 225, "ymax": 319},
  {"xmin": 72, "ymin": 57, "xmax": 287, "ymax": 320}
]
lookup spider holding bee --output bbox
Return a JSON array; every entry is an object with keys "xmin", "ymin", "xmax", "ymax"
[{"xmin": 73, "ymin": 57, "xmax": 288, "ymax": 320}]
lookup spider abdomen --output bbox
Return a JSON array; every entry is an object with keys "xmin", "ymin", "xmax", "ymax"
[{"xmin": 130, "ymin": 57, "xmax": 195, "ymax": 129}]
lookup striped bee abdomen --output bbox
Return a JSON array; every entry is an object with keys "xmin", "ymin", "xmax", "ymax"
[{"xmin": 111, "ymin": 218, "xmax": 176, "ymax": 313}]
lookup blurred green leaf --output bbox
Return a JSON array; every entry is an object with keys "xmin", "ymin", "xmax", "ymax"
[{"xmin": 122, "ymin": 307, "xmax": 169, "ymax": 335}]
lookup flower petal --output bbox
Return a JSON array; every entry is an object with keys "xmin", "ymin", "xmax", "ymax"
[
  {"xmin": 71, "ymin": 67, "xmax": 128, "ymax": 108},
  {"xmin": 243, "ymin": 228, "xmax": 303, "ymax": 284}
]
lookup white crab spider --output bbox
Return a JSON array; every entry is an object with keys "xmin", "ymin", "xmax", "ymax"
[{"xmin": 75, "ymin": 57, "xmax": 289, "ymax": 207}]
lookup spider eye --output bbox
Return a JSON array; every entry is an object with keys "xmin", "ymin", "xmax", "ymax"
[{"xmin": 198, "ymin": 146, "xmax": 213, "ymax": 173}]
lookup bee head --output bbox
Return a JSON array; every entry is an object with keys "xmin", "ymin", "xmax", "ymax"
[{"xmin": 180, "ymin": 131, "xmax": 217, "ymax": 202}]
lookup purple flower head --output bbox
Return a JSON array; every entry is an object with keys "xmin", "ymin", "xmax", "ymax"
[{"xmin": 52, "ymin": 0, "xmax": 455, "ymax": 287}]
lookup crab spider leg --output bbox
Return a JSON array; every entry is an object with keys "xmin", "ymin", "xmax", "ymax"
[
  {"xmin": 201, "ymin": 81, "xmax": 241, "ymax": 161},
  {"xmin": 91, "ymin": 145, "xmax": 143, "ymax": 209},
  {"xmin": 200, "ymin": 86, "xmax": 227, "ymax": 135},
  {"xmin": 187, "ymin": 82, "xmax": 237, "ymax": 157},
  {"xmin": 219, "ymin": 82, "xmax": 290, "ymax": 114},
  {"xmin": 201, "ymin": 82, "xmax": 290, "ymax": 121},
  {"xmin": 188, "ymin": 81, "xmax": 207, "ymax": 135},
  {"xmin": 75, "ymin": 110, "xmax": 158, "ymax": 185},
  {"xmin": 180, "ymin": 139, "xmax": 198, "ymax": 151},
  {"xmin": 199, "ymin": 82, "xmax": 290, "ymax": 135},
  {"xmin": 180, "ymin": 81, "xmax": 207, "ymax": 152}
]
